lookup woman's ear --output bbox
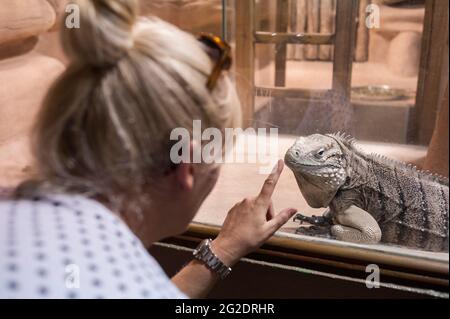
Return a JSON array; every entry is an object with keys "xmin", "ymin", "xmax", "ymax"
[
  {"xmin": 174, "ymin": 140, "xmax": 197, "ymax": 190},
  {"xmin": 175, "ymin": 162, "xmax": 194, "ymax": 191}
]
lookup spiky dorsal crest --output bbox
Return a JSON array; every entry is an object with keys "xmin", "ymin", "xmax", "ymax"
[
  {"xmin": 370, "ymin": 153, "xmax": 449, "ymax": 186},
  {"xmin": 328, "ymin": 132, "xmax": 449, "ymax": 187}
]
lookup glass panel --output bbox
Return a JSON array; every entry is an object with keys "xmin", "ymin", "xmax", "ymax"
[{"xmin": 196, "ymin": 0, "xmax": 449, "ymax": 262}]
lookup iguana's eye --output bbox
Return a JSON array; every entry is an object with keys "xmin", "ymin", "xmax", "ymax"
[{"xmin": 316, "ymin": 149, "xmax": 325, "ymax": 157}]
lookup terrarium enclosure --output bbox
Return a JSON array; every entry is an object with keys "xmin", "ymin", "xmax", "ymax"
[
  {"xmin": 145, "ymin": 0, "xmax": 449, "ymax": 296},
  {"xmin": 0, "ymin": 0, "xmax": 448, "ymax": 297}
]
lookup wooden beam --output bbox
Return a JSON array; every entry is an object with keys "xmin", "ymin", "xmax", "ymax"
[
  {"xmin": 254, "ymin": 31, "xmax": 334, "ymax": 45},
  {"xmin": 287, "ymin": 0, "xmax": 297, "ymax": 60},
  {"xmin": 305, "ymin": 0, "xmax": 320, "ymax": 60},
  {"xmin": 355, "ymin": 0, "xmax": 370, "ymax": 62},
  {"xmin": 274, "ymin": 0, "xmax": 289, "ymax": 87},
  {"xmin": 294, "ymin": 0, "xmax": 307, "ymax": 60},
  {"xmin": 235, "ymin": 0, "xmax": 255, "ymax": 128},
  {"xmin": 185, "ymin": 223, "xmax": 449, "ymax": 278},
  {"xmin": 319, "ymin": 0, "xmax": 335, "ymax": 60},
  {"xmin": 422, "ymin": 84, "xmax": 449, "ymax": 177},
  {"xmin": 413, "ymin": 0, "xmax": 449, "ymax": 145},
  {"xmin": 332, "ymin": 0, "xmax": 359, "ymax": 102}
]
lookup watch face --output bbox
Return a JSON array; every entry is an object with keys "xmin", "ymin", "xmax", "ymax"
[{"xmin": 193, "ymin": 239, "xmax": 208, "ymax": 256}]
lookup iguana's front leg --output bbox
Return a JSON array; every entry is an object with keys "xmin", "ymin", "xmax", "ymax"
[
  {"xmin": 294, "ymin": 209, "xmax": 334, "ymax": 238},
  {"xmin": 331, "ymin": 205, "xmax": 382, "ymax": 244}
]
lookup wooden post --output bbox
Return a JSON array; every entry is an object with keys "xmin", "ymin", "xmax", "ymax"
[
  {"xmin": 413, "ymin": 0, "xmax": 449, "ymax": 145},
  {"xmin": 355, "ymin": 0, "xmax": 370, "ymax": 62},
  {"xmin": 294, "ymin": 0, "xmax": 307, "ymax": 60},
  {"xmin": 305, "ymin": 0, "xmax": 320, "ymax": 60},
  {"xmin": 422, "ymin": 84, "xmax": 449, "ymax": 177},
  {"xmin": 287, "ymin": 0, "xmax": 297, "ymax": 60},
  {"xmin": 274, "ymin": 0, "xmax": 289, "ymax": 87},
  {"xmin": 319, "ymin": 0, "xmax": 335, "ymax": 61},
  {"xmin": 332, "ymin": 0, "xmax": 358, "ymax": 102},
  {"xmin": 235, "ymin": 0, "xmax": 255, "ymax": 128}
]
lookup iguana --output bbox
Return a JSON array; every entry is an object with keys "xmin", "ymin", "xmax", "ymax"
[{"xmin": 284, "ymin": 133, "xmax": 449, "ymax": 252}]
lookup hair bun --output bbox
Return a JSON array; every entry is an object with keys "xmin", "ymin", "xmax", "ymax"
[{"xmin": 62, "ymin": 0, "xmax": 138, "ymax": 67}]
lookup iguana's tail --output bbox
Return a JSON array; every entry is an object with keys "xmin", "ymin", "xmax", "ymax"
[{"xmin": 381, "ymin": 221, "xmax": 449, "ymax": 252}]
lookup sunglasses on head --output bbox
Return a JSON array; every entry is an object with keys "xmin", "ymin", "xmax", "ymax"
[{"xmin": 197, "ymin": 33, "xmax": 232, "ymax": 91}]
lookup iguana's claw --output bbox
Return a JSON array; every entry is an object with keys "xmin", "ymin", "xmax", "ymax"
[
  {"xmin": 293, "ymin": 213, "xmax": 308, "ymax": 224},
  {"xmin": 293, "ymin": 214, "xmax": 304, "ymax": 224},
  {"xmin": 293, "ymin": 213, "xmax": 332, "ymax": 226}
]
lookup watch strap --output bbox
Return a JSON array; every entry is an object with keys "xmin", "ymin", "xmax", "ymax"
[{"xmin": 193, "ymin": 239, "xmax": 232, "ymax": 279}]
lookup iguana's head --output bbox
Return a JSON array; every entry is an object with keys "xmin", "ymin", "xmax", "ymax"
[{"xmin": 284, "ymin": 134, "xmax": 348, "ymax": 208}]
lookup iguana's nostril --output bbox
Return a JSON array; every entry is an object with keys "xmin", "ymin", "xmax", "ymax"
[{"xmin": 294, "ymin": 150, "xmax": 300, "ymax": 157}]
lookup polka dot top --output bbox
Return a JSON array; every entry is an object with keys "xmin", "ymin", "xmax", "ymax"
[{"xmin": 0, "ymin": 193, "xmax": 187, "ymax": 299}]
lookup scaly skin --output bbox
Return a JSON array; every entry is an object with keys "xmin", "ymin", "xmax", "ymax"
[{"xmin": 285, "ymin": 133, "xmax": 449, "ymax": 252}]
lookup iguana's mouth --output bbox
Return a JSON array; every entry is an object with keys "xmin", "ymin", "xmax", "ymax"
[
  {"xmin": 297, "ymin": 163, "xmax": 324, "ymax": 168},
  {"xmin": 285, "ymin": 160, "xmax": 322, "ymax": 172},
  {"xmin": 298, "ymin": 162, "xmax": 342, "ymax": 170}
]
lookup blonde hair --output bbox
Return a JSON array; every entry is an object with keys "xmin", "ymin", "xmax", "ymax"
[{"xmin": 18, "ymin": 0, "xmax": 241, "ymax": 213}]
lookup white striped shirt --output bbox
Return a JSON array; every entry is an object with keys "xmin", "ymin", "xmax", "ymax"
[{"xmin": 0, "ymin": 193, "xmax": 187, "ymax": 299}]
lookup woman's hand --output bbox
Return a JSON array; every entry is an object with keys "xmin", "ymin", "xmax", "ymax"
[{"xmin": 211, "ymin": 159, "xmax": 297, "ymax": 266}]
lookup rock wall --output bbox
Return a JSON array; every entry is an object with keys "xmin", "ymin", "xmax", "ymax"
[
  {"xmin": 139, "ymin": 0, "xmax": 223, "ymax": 35},
  {"xmin": 0, "ymin": 0, "xmax": 66, "ymax": 187}
]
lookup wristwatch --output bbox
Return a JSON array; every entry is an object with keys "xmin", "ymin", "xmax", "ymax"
[{"xmin": 193, "ymin": 239, "xmax": 232, "ymax": 279}]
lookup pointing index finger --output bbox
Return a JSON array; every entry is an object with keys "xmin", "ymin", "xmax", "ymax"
[{"xmin": 257, "ymin": 159, "xmax": 284, "ymax": 204}]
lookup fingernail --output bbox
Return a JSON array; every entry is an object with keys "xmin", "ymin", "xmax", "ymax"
[
  {"xmin": 271, "ymin": 161, "xmax": 279, "ymax": 174},
  {"xmin": 278, "ymin": 159, "xmax": 284, "ymax": 170}
]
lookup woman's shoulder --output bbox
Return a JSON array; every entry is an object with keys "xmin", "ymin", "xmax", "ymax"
[{"xmin": 0, "ymin": 193, "xmax": 187, "ymax": 299}]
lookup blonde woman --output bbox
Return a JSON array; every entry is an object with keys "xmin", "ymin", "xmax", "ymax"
[{"xmin": 0, "ymin": 0, "xmax": 296, "ymax": 299}]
